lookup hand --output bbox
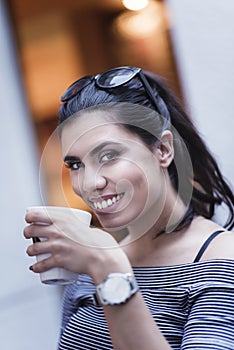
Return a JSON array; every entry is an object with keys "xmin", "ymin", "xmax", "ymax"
[{"xmin": 24, "ymin": 206, "xmax": 131, "ymax": 282}]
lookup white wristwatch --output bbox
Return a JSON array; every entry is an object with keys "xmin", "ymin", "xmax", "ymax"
[{"xmin": 93, "ymin": 272, "xmax": 139, "ymax": 306}]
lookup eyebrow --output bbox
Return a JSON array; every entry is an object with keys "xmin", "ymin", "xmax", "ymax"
[
  {"xmin": 64, "ymin": 155, "xmax": 80, "ymax": 162},
  {"xmin": 63, "ymin": 141, "xmax": 121, "ymax": 162}
]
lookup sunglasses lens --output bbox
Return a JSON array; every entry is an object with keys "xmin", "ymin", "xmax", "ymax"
[
  {"xmin": 60, "ymin": 76, "xmax": 93, "ymax": 102},
  {"xmin": 96, "ymin": 67, "xmax": 140, "ymax": 88}
]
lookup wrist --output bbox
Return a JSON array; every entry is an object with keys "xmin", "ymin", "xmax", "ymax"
[{"xmin": 88, "ymin": 247, "xmax": 132, "ymax": 285}]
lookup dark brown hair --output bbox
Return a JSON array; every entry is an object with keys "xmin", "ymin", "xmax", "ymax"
[{"xmin": 59, "ymin": 69, "xmax": 234, "ymax": 230}]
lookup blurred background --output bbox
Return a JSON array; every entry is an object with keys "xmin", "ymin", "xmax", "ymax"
[{"xmin": 0, "ymin": 0, "xmax": 233, "ymax": 349}]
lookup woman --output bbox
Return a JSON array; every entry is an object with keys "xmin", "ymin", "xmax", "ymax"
[{"xmin": 24, "ymin": 66, "xmax": 234, "ymax": 349}]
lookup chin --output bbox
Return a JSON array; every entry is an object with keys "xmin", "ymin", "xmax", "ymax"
[
  {"xmin": 96, "ymin": 207, "xmax": 142, "ymax": 232},
  {"xmin": 96, "ymin": 216, "xmax": 128, "ymax": 232}
]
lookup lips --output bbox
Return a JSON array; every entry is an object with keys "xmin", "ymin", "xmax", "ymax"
[{"xmin": 90, "ymin": 193, "xmax": 124, "ymax": 210}]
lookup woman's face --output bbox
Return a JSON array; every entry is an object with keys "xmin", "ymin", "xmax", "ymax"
[{"xmin": 61, "ymin": 111, "xmax": 169, "ymax": 231}]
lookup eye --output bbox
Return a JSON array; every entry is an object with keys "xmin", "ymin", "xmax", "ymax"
[
  {"xmin": 64, "ymin": 161, "xmax": 83, "ymax": 171},
  {"xmin": 100, "ymin": 151, "xmax": 119, "ymax": 163}
]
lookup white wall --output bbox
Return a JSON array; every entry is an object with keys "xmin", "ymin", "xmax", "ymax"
[
  {"xmin": 166, "ymin": 0, "xmax": 234, "ymax": 223},
  {"xmin": 0, "ymin": 1, "xmax": 63, "ymax": 349}
]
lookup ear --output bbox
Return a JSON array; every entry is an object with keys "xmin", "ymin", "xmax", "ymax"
[{"xmin": 153, "ymin": 130, "xmax": 174, "ymax": 168}]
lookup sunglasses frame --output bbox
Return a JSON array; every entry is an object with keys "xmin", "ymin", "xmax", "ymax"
[{"xmin": 60, "ymin": 66, "xmax": 171, "ymax": 127}]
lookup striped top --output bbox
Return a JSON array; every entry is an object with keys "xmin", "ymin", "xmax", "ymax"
[{"xmin": 58, "ymin": 259, "xmax": 234, "ymax": 349}]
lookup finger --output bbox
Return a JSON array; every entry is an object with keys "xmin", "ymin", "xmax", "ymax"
[
  {"xmin": 25, "ymin": 207, "xmax": 53, "ymax": 225},
  {"xmin": 24, "ymin": 223, "xmax": 53, "ymax": 239},
  {"xmin": 26, "ymin": 240, "xmax": 52, "ymax": 257},
  {"xmin": 29, "ymin": 255, "xmax": 58, "ymax": 274},
  {"xmin": 27, "ymin": 236, "xmax": 65, "ymax": 257}
]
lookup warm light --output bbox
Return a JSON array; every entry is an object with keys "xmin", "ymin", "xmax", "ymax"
[
  {"xmin": 122, "ymin": 0, "xmax": 149, "ymax": 11},
  {"xmin": 115, "ymin": 2, "xmax": 162, "ymax": 39}
]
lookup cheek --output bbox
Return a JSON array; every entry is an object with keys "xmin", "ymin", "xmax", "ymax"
[
  {"xmin": 70, "ymin": 172, "xmax": 82, "ymax": 196},
  {"xmin": 112, "ymin": 161, "xmax": 145, "ymax": 186},
  {"xmin": 131, "ymin": 162, "xmax": 164, "ymax": 206},
  {"xmin": 114, "ymin": 161, "xmax": 151, "ymax": 202},
  {"xmin": 130, "ymin": 159, "xmax": 159, "ymax": 188}
]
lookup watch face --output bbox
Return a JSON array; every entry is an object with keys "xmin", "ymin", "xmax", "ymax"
[{"xmin": 102, "ymin": 276, "xmax": 131, "ymax": 304}]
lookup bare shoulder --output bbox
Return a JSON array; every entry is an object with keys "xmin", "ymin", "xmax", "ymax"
[
  {"xmin": 201, "ymin": 229, "xmax": 234, "ymax": 261},
  {"xmin": 185, "ymin": 217, "xmax": 234, "ymax": 263}
]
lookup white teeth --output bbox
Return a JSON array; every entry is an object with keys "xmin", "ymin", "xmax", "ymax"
[
  {"xmin": 107, "ymin": 199, "xmax": 112, "ymax": 206},
  {"xmin": 102, "ymin": 200, "xmax": 107, "ymax": 208},
  {"xmin": 93, "ymin": 194, "xmax": 123, "ymax": 210}
]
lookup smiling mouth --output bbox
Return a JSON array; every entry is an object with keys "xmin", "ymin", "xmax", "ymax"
[{"xmin": 91, "ymin": 193, "xmax": 124, "ymax": 210}]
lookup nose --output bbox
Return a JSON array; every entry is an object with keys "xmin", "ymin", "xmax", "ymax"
[
  {"xmin": 76, "ymin": 167, "xmax": 107, "ymax": 196},
  {"xmin": 85, "ymin": 172, "xmax": 107, "ymax": 192}
]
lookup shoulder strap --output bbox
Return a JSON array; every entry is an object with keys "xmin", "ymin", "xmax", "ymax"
[{"xmin": 193, "ymin": 230, "xmax": 225, "ymax": 263}]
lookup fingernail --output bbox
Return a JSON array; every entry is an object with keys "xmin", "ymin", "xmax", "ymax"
[{"xmin": 29, "ymin": 265, "xmax": 34, "ymax": 271}]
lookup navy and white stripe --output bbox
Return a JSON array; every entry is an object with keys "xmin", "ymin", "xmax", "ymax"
[{"xmin": 58, "ymin": 259, "xmax": 234, "ymax": 349}]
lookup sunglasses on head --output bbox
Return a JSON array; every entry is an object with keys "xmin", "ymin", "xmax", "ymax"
[{"xmin": 60, "ymin": 66, "xmax": 171, "ymax": 127}]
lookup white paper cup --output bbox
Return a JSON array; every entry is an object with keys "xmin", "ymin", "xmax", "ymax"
[{"xmin": 30, "ymin": 206, "xmax": 92, "ymax": 285}]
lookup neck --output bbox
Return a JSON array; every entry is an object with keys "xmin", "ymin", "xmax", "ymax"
[{"xmin": 126, "ymin": 188, "xmax": 187, "ymax": 243}]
